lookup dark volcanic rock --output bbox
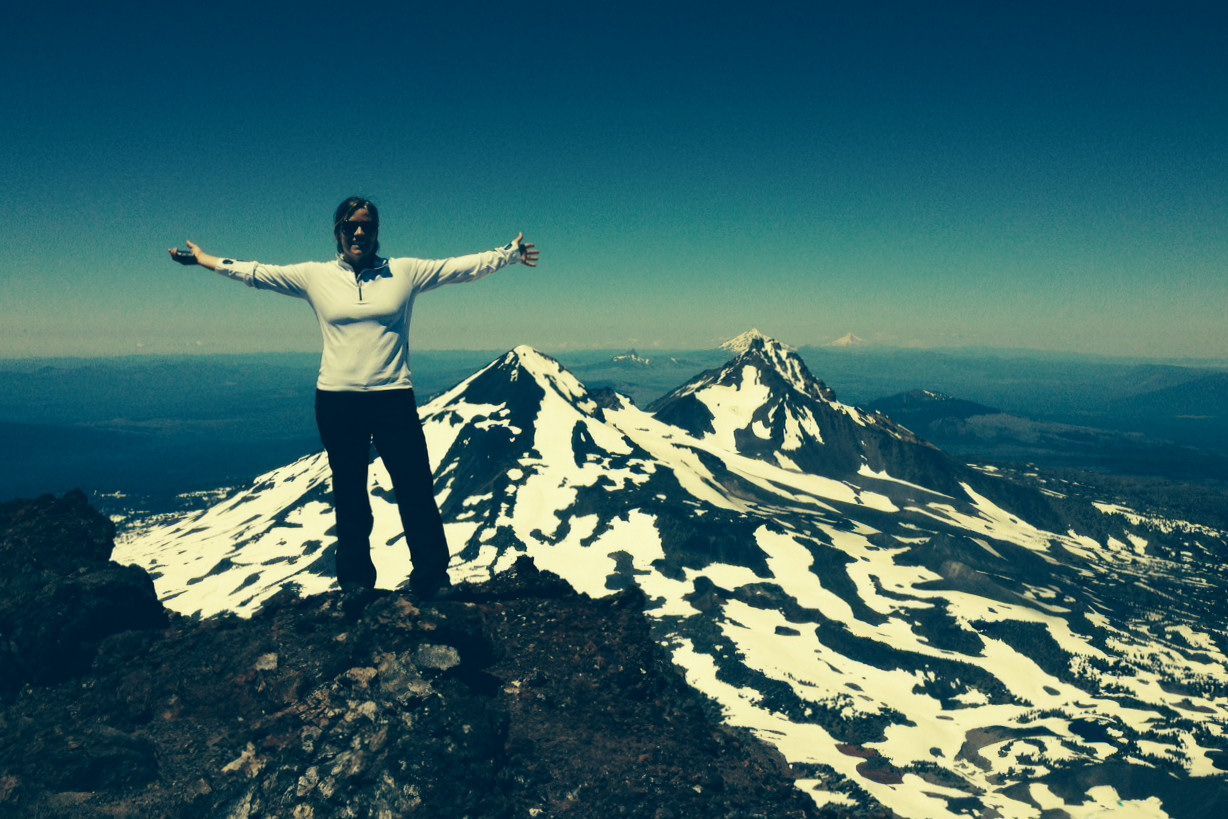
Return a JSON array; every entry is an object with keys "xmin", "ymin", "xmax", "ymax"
[
  {"xmin": 0, "ymin": 498, "xmax": 835, "ymax": 818},
  {"xmin": 0, "ymin": 489, "xmax": 116, "ymax": 573},
  {"xmin": 476, "ymin": 559, "xmax": 824, "ymax": 818},
  {"xmin": 0, "ymin": 491, "xmax": 167, "ymax": 695}
]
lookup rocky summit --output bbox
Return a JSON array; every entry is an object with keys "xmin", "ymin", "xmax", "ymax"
[{"xmin": 0, "ymin": 491, "xmax": 839, "ymax": 818}]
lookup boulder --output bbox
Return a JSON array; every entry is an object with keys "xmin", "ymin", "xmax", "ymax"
[{"xmin": 0, "ymin": 491, "xmax": 167, "ymax": 696}]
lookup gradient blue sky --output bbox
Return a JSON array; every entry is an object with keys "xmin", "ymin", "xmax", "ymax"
[{"xmin": 2, "ymin": 1, "xmax": 1225, "ymax": 360}]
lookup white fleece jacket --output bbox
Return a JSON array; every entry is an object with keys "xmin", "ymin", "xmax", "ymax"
[{"xmin": 214, "ymin": 241, "xmax": 522, "ymax": 391}]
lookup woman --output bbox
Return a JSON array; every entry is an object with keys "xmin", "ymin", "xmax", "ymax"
[{"xmin": 170, "ymin": 197, "xmax": 538, "ymax": 599}]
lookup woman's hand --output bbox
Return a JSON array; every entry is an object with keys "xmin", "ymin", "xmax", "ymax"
[
  {"xmin": 168, "ymin": 240, "xmax": 220, "ymax": 270},
  {"xmin": 514, "ymin": 233, "xmax": 539, "ymax": 268},
  {"xmin": 168, "ymin": 241, "xmax": 199, "ymax": 265}
]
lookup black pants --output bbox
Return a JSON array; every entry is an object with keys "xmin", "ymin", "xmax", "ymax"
[{"xmin": 314, "ymin": 388, "xmax": 449, "ymax": 591}]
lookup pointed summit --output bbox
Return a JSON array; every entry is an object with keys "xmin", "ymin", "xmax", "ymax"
[
  {"xmin": 828, "ymin": 332, "xmax": 867, "ymax": 347},
  {"xmin": 719, "ymin": 328, "xmax": 791, "ymax": 355},
  {"xmin": 712, "ymin": 329, "xmax": 833, "ymax": 403},
  {"xmin": 499, "ymin": 344, "xmax": 576, "ymax": 384},
  {"xmin": 433, "ymin": 345, "xmax": 592, "ymax": 410},
  {"xmin": 648, "ymin": 333, "xmax": 942, "ymax": 479}
]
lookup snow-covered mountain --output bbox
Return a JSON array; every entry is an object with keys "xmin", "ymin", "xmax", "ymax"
[
  {"xmin": 116, "ymin": 334, "xmax": 1228, "ymax": 819},
  {"xmin": 649, "ymin": 330, "xmax": 960, "ymax": 487},
  {"xmin": 828, "ymin": 332, "xmax": 868, "ymax": 348},
  {"xmin": 611, "ymin": 350, "xmax": 652, "ymax": 367}
]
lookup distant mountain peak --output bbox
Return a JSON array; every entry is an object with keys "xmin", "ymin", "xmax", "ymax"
[
  {"xmin": 868, "ymin": 388, "xmax": 999, "ymax": 418},
  {"xmin": 612, "ymin": 350, "xmax": 651, "ymax": 367},
  {"xmin": 828, "ymin": 332, "xmax": 867, "ymax": 347}
]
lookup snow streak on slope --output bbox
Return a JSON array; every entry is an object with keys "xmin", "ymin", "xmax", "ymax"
[{"xmin": 116, "ymin": 339, "xmax": 1228, "ymax": 819}]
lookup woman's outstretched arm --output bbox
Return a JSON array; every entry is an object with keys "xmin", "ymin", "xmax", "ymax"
[{"xmin": 168, "ymin": 241, "xmax": 310, "ymax": 298}]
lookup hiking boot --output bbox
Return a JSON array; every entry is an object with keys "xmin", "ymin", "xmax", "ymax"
[
  {"xmin": 405, "ymin": 573, "xmax": 454, "ymax": 603},
  {"xmin": 339, "ymin": 585, "xmax": 385, "ymax": 619}
]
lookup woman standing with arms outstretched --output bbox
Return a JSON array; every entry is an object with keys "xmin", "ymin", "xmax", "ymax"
[{"xmin": 170, "ymin": 197, "xmax": 538, "ymax": 600}]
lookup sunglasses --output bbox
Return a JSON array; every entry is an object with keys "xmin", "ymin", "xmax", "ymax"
[{"xmin": 338, "ymin": 219, "xmax": 378, "ymax": 235}]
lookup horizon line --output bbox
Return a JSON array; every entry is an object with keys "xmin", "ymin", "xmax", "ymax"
[{"xmin": 3, "ymin": 343, "xmax": 1227, "ymax": 369}]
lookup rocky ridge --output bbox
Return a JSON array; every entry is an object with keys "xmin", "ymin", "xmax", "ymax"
[{"xmin": 0, "ymin": 491, "xmax": 844, "ymax": 818}]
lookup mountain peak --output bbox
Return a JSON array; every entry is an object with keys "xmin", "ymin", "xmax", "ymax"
[
  {"xmin": 719, "ymin": 329, "xmax": 793, "ymax": 356},
  {"xmin": 495, "ymin": 345, "xmax": 580, "ymax": 390},
  {"xmin": 429, "ymin": 345, "xmax": 595, "ymax": 414},
  {"xmin": 505, "ymin": 344, "xmax": 553, "ymax": 367},
  {"xmin": 715, "ymin": 330, "xmax": 832, "ymax": 404},
  {"xmin": 612, "ymin": 350, "xmax": 651, "ymax": 367},
  {"xmin": 828, "ymin": 332, "xmax": 867, "ymax": 347}
]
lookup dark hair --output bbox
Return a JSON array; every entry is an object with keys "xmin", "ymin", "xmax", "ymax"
[{"xmin": 333, "ymin": 196, "xmax": 380, "ymax": 254}]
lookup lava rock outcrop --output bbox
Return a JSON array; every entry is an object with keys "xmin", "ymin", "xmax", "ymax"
[{"xmin": 0, "ymin": 493, "xmax": 838, "ymax": 818}]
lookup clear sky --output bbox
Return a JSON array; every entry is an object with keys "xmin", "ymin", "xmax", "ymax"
[{"xmin": 2, "ymin": 1, "xmax": 1225, "ymax": 360}]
